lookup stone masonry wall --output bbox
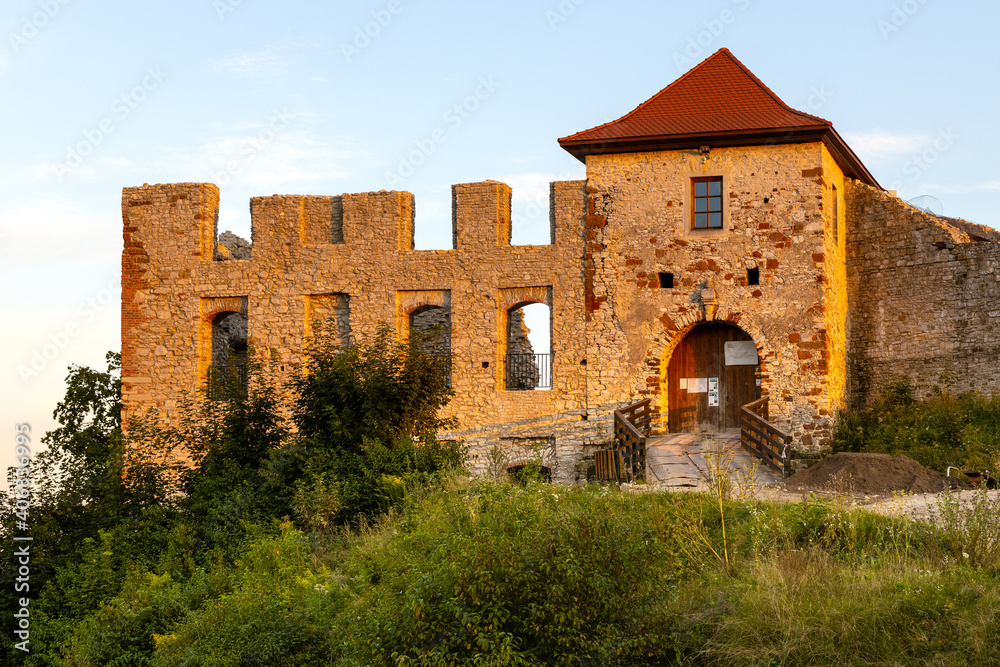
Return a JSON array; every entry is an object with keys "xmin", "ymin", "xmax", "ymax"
[
  {"xmin": 126, "ymin": 145, "xmax": 997, "ymax": 478},
  {"xmin": 122, "ymin": 180, "xmax": 602, "ymax": 482},
  {"xmin": 583, "ymin": 142, "xmax": 847, "ymax": 453},
  {"xmin": 846, "ymin": 181, "xmax": 1000, "ymax": 405}
]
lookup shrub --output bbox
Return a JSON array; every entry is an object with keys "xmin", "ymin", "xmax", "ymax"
[{"xmin": 833, "ymin": 382, "xmax": 1000, "ymax": 473}]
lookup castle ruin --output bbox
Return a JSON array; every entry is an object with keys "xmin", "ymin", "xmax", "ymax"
[{"xmin": 121, "ymin": 49, "xmax": 1000, "ymax": 481}]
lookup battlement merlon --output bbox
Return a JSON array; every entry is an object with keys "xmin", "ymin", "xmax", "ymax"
[
  {"xmin": 123, "ymin": 183, "xmax": 220, "ymax": 265},
  {"xmin": 250, "ymin": 191, "xmax": 414, "ymax": 253},
  {"xmin": 123, "ymin": 180, "xmax": 588, "ymax": 260}
]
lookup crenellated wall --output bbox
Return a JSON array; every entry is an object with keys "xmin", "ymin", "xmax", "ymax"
[
  {"xmin": 846, "ymin": 181, "xmax": 1000, "ymax": 405},
  {"xmin": 122, "ymin": 180, "xmax": 602, "ymax": 481},
  {"xmin": 122, "ymin": 147, "xmax": 1000, "ymax": 479}
]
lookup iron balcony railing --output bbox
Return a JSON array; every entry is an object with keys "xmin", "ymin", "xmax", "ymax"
[
  {"xmin": 206, "ymin": 363, "xmax": 248, "ymax": 401},
  {"xmin": 504, "ymin": 353, "xmax": 551, "ymax": 390}
]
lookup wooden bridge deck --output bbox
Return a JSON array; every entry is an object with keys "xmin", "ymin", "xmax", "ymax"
[{"xmin": 644, "ymin": 430, "xmax": 784, "ymax": 490}]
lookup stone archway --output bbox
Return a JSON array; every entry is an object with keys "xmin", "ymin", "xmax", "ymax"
[{"xmin": 664, "ymin": 321, "xmax": 760, "ymax": 432}]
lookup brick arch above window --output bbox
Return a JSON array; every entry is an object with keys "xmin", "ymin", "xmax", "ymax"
[{"xmin": 201, "ymin": 296, "xmax": 248, "ymax": 323}]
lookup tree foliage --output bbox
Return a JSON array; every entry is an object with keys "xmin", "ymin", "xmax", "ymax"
[
  {"xmin": 292, "ymin": 322, "xmax": 456, "ymax": 448},
  {"xmin": 5, "ymin": 321, "xmax": 463, "ymax": 661}
]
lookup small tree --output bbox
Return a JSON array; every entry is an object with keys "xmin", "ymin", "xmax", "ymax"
[
  {"xmin": 292, "ymin": 321, "xmax": 456, "ymax": 448},
  {"xmin": 273, "ymin": 321, "xmax": 462, "ymax": 524}
]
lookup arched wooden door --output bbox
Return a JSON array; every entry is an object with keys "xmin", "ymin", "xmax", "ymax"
[{"xmin": 667, "ymin": 322, "xmax": 760, "ymax": 432}]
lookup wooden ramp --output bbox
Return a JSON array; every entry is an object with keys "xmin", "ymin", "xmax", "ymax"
[{"xmin": 645, "ymin": 430, "xmax": 783, "ymax": 490}]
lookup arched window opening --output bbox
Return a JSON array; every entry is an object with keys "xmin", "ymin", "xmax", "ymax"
[
  {"xmin": 208, "ymin": 311, "xmax": 248, "ymax": 400},
  {"xmin": 505, "ymin": 302, "xmax": 551, "ymax": 390}
]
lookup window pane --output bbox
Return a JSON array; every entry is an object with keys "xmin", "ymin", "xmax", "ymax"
[
  {"xmin": 708, "ymin": 180, "xmax": 721, "ymax": 196},
  {"xmin": 695, "ymin": 213, "xmax": 707, "ymax": 228},
  {"xmin": 708, "ymin": 197, "xmax": 722, "ymax": 212},
  {"xmin": 695, "ymin": 198, "xmax": 707, "ymax": 212},
  {"xmin": 695, "ymin": 181, "xmax": 707, "ymax": 197},
  {"xmin": 708, "ymin": 212, "xmax": 722, "ymax": 228}
]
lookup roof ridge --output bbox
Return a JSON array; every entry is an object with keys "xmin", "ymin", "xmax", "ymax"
[
  {"xmin": 560, "ymin": 48, "xmax": 734, "ymax": 142},
  {"xmin": 560, "ymin": 48, "xmax": 830, "ymax": 144},
  {"xmin": 718, "ymin": 49, "xmax": 831, "ymax": 126}
]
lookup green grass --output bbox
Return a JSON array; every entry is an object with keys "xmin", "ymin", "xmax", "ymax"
[{"xmin": 45, "ymin": 477, "xmax": 1000, "ymax": 666}]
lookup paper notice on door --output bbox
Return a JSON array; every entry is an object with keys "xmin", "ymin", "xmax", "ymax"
[
  {"xmin": 679, "ymin": 378, "xmax": 687, "ymax": 390},
  {"xmin": 689, "ymin": 378, "xmax": 707, "ymax": 393},
  {"xmin": 724, "ymin": 340, "xmax": 759, "ymax": 366},
  {"xmin": 708, "ymin": 378, "xmax": 718, "ymax": 391}
]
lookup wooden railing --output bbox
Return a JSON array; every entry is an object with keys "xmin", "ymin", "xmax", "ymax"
[
  {"xmin": 739, "ymin": 397, "xmax": 791, "ymax": 475},
  {"xmin": 596, "ymin": 398, "xmax": 652, "ymax": 482}
]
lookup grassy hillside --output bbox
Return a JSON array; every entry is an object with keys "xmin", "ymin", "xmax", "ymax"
[
  {"xmin": 5, "ymin": 338, "xmax": 1000, "ymax": 665},
  {"xmin": 51, "ymin": 477, "xmax": 1000, "ymax": 665}
]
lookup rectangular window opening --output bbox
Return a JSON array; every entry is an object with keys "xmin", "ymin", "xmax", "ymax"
[
  {"xmin": 747, "ymin": 267, "xmax": 760, "ymax": 286},
  {"xmin": 692, "ymin": 176, "xmax": 723, "ymax": 230},
  {"xmin": 658, "ymin": 272, "xmax": 674, "ymax": 289}
]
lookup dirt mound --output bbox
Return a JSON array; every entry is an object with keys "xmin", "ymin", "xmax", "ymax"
[{"xmin": 785, "ymin": 452, "xmax": 968, "ymax": 495}]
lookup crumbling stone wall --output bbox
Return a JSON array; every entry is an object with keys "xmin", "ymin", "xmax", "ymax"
[
  {"xmin": 122, "ymin": 180, "xmax": 599, "ymax": 482},
  {"xmin": 211, "ymin": 311, "xmax": 248, "ymax": 368},
  {"xmin": 846, "ymin": 181, "xmax": 1000, "ymax": 404},
  {"xmin": 217, "ymin": 230, "xmax": 252, "ymax": 260},
  {"xmin": 123, "ymin": 145, "xmax": 997, "ymax": 477},
  {"xmin": 505, "ymin": 307, "xmax": 539, "ymax": 390},
  {"xmin": 507, "ymin": 308, "xmax": 535, "ymax": 357},
  {"xmin": 410, "ymin": 305, "xmax": 451, "ymax": 362}
]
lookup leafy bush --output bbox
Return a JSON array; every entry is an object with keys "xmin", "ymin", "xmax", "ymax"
[
  {"xmin": 270, "ymin": 321, "xmax": 463, "ymax": 525},
  {"xmin": 12, "ymin": 320, "xmax": 464, "ymax": 661},
  {"xmin": 291, "ymin": 322, "xmax": 455, "ymax": 450},
  {"xmin": 149, "ymin": 525, "xmax": 343, "ymax": 667},
  {"xmin": 338, "ymin": 480, "xmax": 714, "ymax": 665},
  {"xmin": 833, "ymin": 381, "xmax": 1000, "ymax": 472},
  {"xmin": 34, "ymin": 476, "xmax": 1000, "ymax": 665}
]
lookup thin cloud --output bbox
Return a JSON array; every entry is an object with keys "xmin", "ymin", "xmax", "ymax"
[
  {"xmin": 932, "ymin": 180, "xmax": 1000, "ymax": 195},
  {"xmin": 153, "ymin": 129, "xmax": 369, "ymax": 190},
  {"xmin": 0, "ymin": 201, "xmax": 120, "ymax": 268},
  {"xmin": 212, "ymin": 39, "xmax": 316, "ymax": 79},
  {"xmin": 842, "ymin": 131, "xmax": 935, "ymax": 160}
]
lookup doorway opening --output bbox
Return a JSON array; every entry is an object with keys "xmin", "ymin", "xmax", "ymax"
[{"xmin": 665, "ymin": 322, "xmax": 760, "ymax": 432}]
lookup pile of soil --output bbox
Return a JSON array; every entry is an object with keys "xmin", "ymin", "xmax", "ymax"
[{"xmin": 785, "ymin": 452, "xmax": 968, "ymax": 495}]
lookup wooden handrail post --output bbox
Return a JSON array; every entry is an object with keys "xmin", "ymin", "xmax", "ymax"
[
  {"xmin": 739, "ymin": 397, "xmax": 792, "ymax": 476},
  {"xmin": 599, "ymin": 398, "xmax": 652, "ymax": 482}
]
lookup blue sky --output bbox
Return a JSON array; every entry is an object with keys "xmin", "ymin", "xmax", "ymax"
[{"xmin": 2, "ymin": 0, "xmax": 998, "ymax": 470}]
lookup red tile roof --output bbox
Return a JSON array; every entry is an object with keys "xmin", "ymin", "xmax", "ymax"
[{"xmin": 559, "ymin": 48, "xmax": 879, "ymax": 187}]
